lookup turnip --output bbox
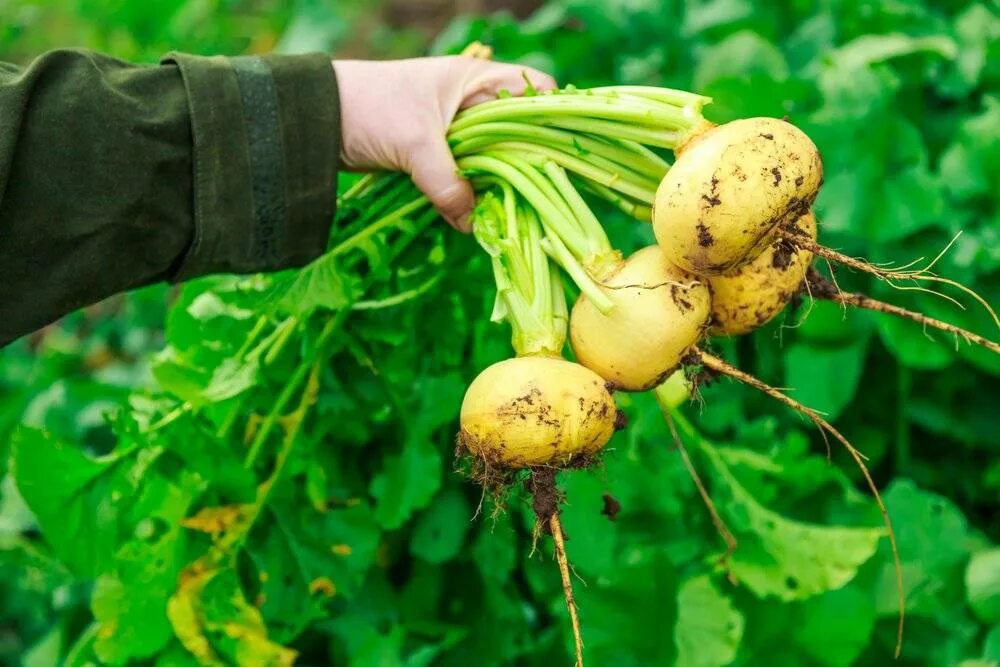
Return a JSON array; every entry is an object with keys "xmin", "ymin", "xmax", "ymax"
[
  {"xmin": 653, "ymin": 117, "xmax": 823, "ymax": 275},
  {"xmin": 571, "ymin": 245, "xmax": 711, "ymax": 390},
  {"xmin": 704, "ymin": 209, "xmax": 1000, "ymax": 351},
  {"xmin": 456, "ymin": 190, "xmax": 620, "ymax": 666},
  {"xmin": 441, "ymin": 75, "xmax": 997, "ymax": 663},
  {"xmin": 459, "ymin": 355, "xmax": 618, "ymax": 467},
  {"xmin": 457, "ymin": 192, "xmax": 620, "ymax": 469},
  {"xmin": 648, "ymin": 117, "xmax": 997, "ymax": 346},
  {"xmin": 708, "ymin": 211, "xmax": 816, "ymax": 336}
]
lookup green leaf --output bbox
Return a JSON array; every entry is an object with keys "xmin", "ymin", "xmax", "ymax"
[
  {"xmin": 790, "ymin": 300, "xmax": 866, "ymax": 345},
  {"xmin": 370, "ymin": 439, "xmax": 442, "ymax": 531},
  {"xmin": 873, "ymin": 480, "xmax": 970, "ymax": 617},
  {"xmin": 370, "ymin": 374, "xmax": 465, "ymax": 529},
  {"xmin": 823, "ymin": 33, "xmax": 957, "ymax": 72},
  {"xmin": 940, "ymin": 97, "xmax": 1000, "ymax": 202},
  {"xmin": 329, "ymin": 614, "xmax": 406, "ymax": 667},
  {"xmin": 674, "ymin": 575, "xmax": 744, "ymax": 667},
  {"xmin": 11, "ymin": 428, "xmax": 134, "ymax": 577},
  {"xmin": 725, "ymin": 499, "xmax": 883, "ymax": 601},
  {"xmin": 22, "ymin": 624, "xmax": 63, "ymax": 667},
  {"xmin": 702, "ymin": 439, "xmax": 883, "ymax": 600},
  {"xmin": 985, "ymin": 625, "xmax": 1000, "ymax": 661},
  {"xmin": 693, "ymin": 30, "xmax": 789, "ymax": 90},
  {"xmin": 938, "ymin": 4, "xmax": 999, "ymax": 95},
  {"xmin": 874, "ymin": 308, "xmax": 955, "ymax": 370},
  {"xmin": 249, "ymin": 498, "xmax": 381, "ymax": 640},
  {"xmin": 791, "ymin": 585, "xmax": 876, "ymax": 667},
  {"xmin": 470, "ymin": 512, "xmax": 517, "ymax": 584},
  {"xmin": 783, "ymin": 339, "xmax": 868, "ymax": 421},
  {"xmin": 872, "ymin": 162, "xmax": 945, "ymax": 242},
  {"xmin": 267, "ymin": 254, "xmax": 362, "ymax": 317},
  {"xmin": 681, "ymin": 0, "xmax": 754, "ymax": 36},
  {"xmin": 410, "ymin": 487, "xmax": 472, "ymax": 564},
  {"xmin": 559, "ymin": 469, "xmax": 620, "ymax": 576},
  {"xmin": 92, "ymin": 472, "xmax": 202, "ymax": 664},
  {"xmin": 0, "ymin": 473, "xmax": 35, "ymax": 545},
  {"xmin": 967, "ymin": 548, "xmax": 1000, "ymax": 624},
  {"xmin": 185, "ymin": 291, "xmax": 255, "ymax": 324}
]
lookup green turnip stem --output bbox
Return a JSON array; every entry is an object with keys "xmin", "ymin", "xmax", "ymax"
[
  {"xmin": 234, "ymin": 316, "xmax": 270, "ymax": 360},
  {"xmin": 450, "ymin": 91, "xmax": 698, "ymax": 133},
  {"xmin": 541, "ymin": 234, "xmax": 614, "ymax": 314},
  {"xmin": 329, "ymin": 195, "xmax": 430, "ymax": 257},
  {"xmin": 449, "ymin": 121, "xmax": 668, "ymax": 180},
  {"xmin": 473, "ymin": 190, "xmax": 563, "ymax": 357},
  {"xmin": 244, "ymin": 310, "xmax": 347, "ymax": 469},
  {"xmin": 506, "ymin": 153, "xmax": 582, "ymax": 237},
  {"xmin": 496, "ymin": 152, "xmax": 615, "ymax": 264},
  {"xmin": 338, "ymin": 172, "xmax": 381, "ymax": 202},
  {"xmin": 588, "ymin": 85, "xmax": 711, "ymax": 109},
  {"xmin": 350, "ymin": 175, "xmax": 417, "ymax": 225},
  {"xmin": 501, "ymin": 181, "xmax": 518, "ymax": 241},
  {"xmin": 486, "ymin": 141, "xmax": 658, "ymax": 203},
  {"xmin": 551, "ymin": 268, "xmax": 569, "ymax": 329},
  {"xmin": 263, "ymin": 316, "xmax": 300, "ymax": 366},
  {"xmin": 522, "ymin": 204, "xmax": 552, "ymax": 321},
  {"xmin": 576, "ymin": 178, "xmax": 652, "ymax": 221},
  {"xmin": 503, "ymin": 157, "xmax": 621, "ymax": 279},
  {"xmin": 539, "ymin": 116, "xmax": 685, "ymax": 148},
  {"xmin": 653, "ymin": 371, "xmax": 692, "ymax": 410},
  {"xmin": 352, "ymin": 271, "xmax": 444, "ymax": 311},
  {"xmin": 542, "ymin": 161, "xmax": 613, "ymax": 258},
  {"xmin": 464, "ymin": 152, "xmax": 619, "ymax": 310},
  {"xmin": 458, "ymin": 155, "xmax": 591, "ymax": 260},
  {"xmin": 607, "ymin": 136, "xmax": 672, "ymax": 172},
  {"xmin": 247, "ymin": 315, "xmax": 296, "ymax": 363}
]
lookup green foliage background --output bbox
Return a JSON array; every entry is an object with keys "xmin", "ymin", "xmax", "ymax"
[{"xmin": 1, "ymin": 0, "xmax": 998, "ymax": 665}]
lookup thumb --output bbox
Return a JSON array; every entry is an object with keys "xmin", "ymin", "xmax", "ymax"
[{"xmin": 408, "ymin": 139, "xmax": 475, "ymax": 233}]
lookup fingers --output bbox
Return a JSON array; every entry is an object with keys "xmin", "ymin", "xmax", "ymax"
[
  {"xmin": 408, "ymin": 138, "xmax": 475, "ymax": 233},
  {"xmin": 459, "ymin": 61, "xmax": 558, "ymax": 109}
]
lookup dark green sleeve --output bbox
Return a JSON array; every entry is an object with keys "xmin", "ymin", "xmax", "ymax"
[{"xmin": 0, "ymin": 49, "xmax": 341, "ymax": 347}]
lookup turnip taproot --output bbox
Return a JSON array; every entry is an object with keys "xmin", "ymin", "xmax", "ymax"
[
  {"xmin": 708, "ymin": 211, "xmax": 816, "ymax": 336},
  {"xmin": 570, "ymin": 245, "xmax": 711, "ymax": 390},
  {"xmin": 459, "ymin": 355, "xmax": 618, "ymax": 467},
  {"xmin": 653, "ymin": 117, "xmax": 823, "ymax": 275},
  {"xmin": 456, "ymin": 187, "xmax": 620, "ymax": 667}
]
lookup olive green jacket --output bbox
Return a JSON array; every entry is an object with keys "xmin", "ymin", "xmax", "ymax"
[{"xmin": 0, "ymin": 50, "xmax": 342, "ymax": 347}]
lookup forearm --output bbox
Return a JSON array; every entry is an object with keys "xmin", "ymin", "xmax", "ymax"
[{"xmin": 0, "ymin": 49, "xmax": 341, "ymax": 346}]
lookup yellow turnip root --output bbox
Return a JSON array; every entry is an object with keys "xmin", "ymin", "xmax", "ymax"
[
  {"xmin": 458, "ymin": 355, "xmax": 619, "ymax": 468},
  {"xmin": 570, "ymin": 246, "xmax": 711, "ymax": 390},
  {"xmin": 653, "ymin": 117, "xmax": 823, "ymax": 275},
  {"xmin": 708, "ymin": 211, "xmax": 816, "ymax": 335}
]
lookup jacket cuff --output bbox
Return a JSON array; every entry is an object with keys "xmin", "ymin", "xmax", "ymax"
[{"xmin": 161, "ymin": 52, "xmax": 340, "ymax": 281}]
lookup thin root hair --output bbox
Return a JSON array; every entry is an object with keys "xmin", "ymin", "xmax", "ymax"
[
  {"xmin": 782, "ymin": 226, "xmax": 999, "ymax": 332},
  {"xmin": 804, "ymin": 268, "xmax": 1000, "ymax": 355}
]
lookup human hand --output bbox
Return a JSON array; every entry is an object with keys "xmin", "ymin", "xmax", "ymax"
[{"xmin": 332, "ymin": 56, "xmax": 557, "ymax": 232}]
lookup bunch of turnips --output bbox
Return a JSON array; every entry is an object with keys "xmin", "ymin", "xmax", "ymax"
[
  {"xmin": 453, "ymin": 102, "xmax": 995, "ymax": 471},
  {"xmin": 344, "ymin": 71, "xmax": 997, "ymax": 667},
  {"xmin": 438, "ymin": 79, "xmax": 996, "ymax": 666}
]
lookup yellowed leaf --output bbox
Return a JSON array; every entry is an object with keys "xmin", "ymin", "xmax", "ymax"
[
  {"xmin": 309, "ymin": 577, "xmax": 337, "ymax": 598},
  {"xmin": 181, "ymin": 505, "xmax": 253, "ymax": 538}
]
